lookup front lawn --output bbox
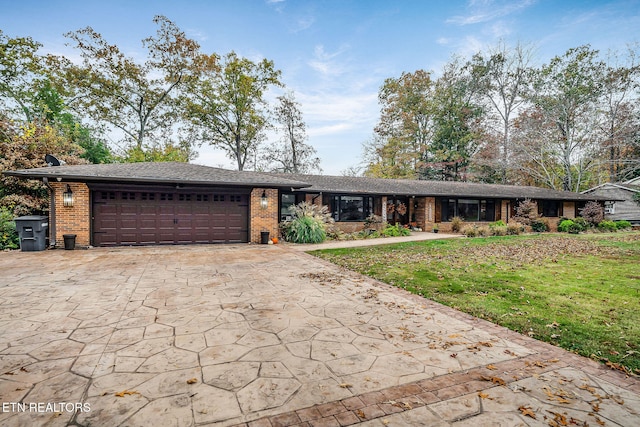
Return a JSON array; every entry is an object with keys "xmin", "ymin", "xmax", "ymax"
[{"xmin": 311, "ymin": 232, "xmax": 640, "ymax": 375}]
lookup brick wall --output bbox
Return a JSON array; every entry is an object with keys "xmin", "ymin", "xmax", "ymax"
[
  {"xmin": 249, "ymin": 188, "xmax": 279, "ymax": 244},
  {"xmin": 50, "ymin": 182, "xmax": 90, "ymax": 247},
  {"xmin": 563, "ymin": 201, "xmax": 576, "ymax": 219}
]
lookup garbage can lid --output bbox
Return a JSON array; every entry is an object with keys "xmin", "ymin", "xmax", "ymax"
[{"xmin": 14, "ymin": 215, "xmax": 48, "ymax": 221}]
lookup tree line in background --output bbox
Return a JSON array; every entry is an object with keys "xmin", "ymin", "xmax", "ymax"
[
  {"xmin": 0, "ymin": 16, "xmax": 319, "ymax": 215},
  {"xmin": 364, "ymin": 42, "xmax": 640, "ymax": 192}
]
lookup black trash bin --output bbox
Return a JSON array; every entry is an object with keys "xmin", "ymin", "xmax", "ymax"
[
  {"xmin": 14, "ymin": 216, "xmax": 49, "ymax": 251},
  {"xmin": 63, "ymin": 234, "xmax": 77, "ymax": 250},
  {"xmin": 260, "ymin": 231, "xmax": 270, "ymax": 244}
]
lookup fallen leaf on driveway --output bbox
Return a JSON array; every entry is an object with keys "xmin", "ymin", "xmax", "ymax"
[
  {"xmin": 480, "ymin": 375, "xmax": 506, "ymax": 386},
  {"xmin": 356, "ymin": 409, "xmax": 366, "ymax": 419},
  {"xmin": 186, "ymin": 378, "xmax": 198, "ymax": 384},
  {"xmin": 115, "ymin": 390, "xmax": 139, "ymax": 397},
  {"xmin": 486, "ymin": 364, "xmax": 497, "ymax": 370},
  {"xmin": 339, "ymin": 383, "xmax": 353, "ymax": 388},
  {"xmin": 518, "ymin": 405, "xmax": 536, "ymax": 419}
]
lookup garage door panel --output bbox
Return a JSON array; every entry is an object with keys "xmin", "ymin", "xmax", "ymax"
[{"xmin": 92, "ymin": 190, "xmax": 248, "ymax": 246}]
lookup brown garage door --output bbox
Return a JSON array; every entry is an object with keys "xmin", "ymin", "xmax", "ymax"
[{"xmin": 92, "ymin": 189, "xmax": 249, "ymax": 246}]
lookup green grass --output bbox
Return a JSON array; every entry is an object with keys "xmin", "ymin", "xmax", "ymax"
[{"xmin": 311, "ymin": 232, "xmax": 640, "ymax": 374}]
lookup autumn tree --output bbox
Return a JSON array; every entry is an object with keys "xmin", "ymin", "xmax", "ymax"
[
  {"xmin": 598, "ymin": 45, "xmax": 640, "ymax": 182},
  {"xmin": 516, "ymin": 45, "xmax": 606, "ymax": 192},
  {"xmin": 469, "ymin": 42, "xmax": 534, "ymax": 183},
  {"xmin": 428, "ymin": 57, "xmax": 484, "ymax": 181},
  {"xmin": 50, "ymin": 15, "xmax": 200, "ymax": 160},
  {"xmin": 182, "ymin": 51, "xmax": 282, "ymax": 170},
  {"xmin": 262, "ymin": 92, "xmax": 320, "ymax": 173},
  {"xmin": 368, "ymin": 70, "xmax": 435, "ymax": 178},
  {"xmin": 0, "ymin": 118, "xmax": 87, "ymax": 215}
]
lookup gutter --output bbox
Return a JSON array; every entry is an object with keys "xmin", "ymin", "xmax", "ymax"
[{"xmin": 42, "ymin": 177, "xmax": 56, "ymax": 248}]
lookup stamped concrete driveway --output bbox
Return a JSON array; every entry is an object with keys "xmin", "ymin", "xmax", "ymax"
[{"xmin": 0, "ymin": 244, "xmax": 639, "ymax": 427}]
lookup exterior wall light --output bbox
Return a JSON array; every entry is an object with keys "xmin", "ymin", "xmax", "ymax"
[
  {"xmin": 63, "ymin": 184, "xmax": 74, "ymax": 207},
  {"xmin": 260, "ymin": 190, "xmax": 268, "ymax": 209}
]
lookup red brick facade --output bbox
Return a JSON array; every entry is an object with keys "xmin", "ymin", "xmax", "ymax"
[
  {"xmin": 249, "ymin": 188, "xmax": 279, "ymax": 244},
  {"xmin": 50, "ymin": 182, "xmax": 91, "ymax": 247}
]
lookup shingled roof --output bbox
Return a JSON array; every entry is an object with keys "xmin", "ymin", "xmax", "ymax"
[
  {"xmin": 4, "ymin": 162, "xmax": 616, "ymax": 201},
  {"xmin": 4, "ymin": 162, "xmax": 310, "ymax": 189},
  {"xmin": 272, "ymin": 173, "xmax": 614, "ymax": 202}
]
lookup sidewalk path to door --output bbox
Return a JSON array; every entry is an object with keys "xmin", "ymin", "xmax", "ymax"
[{"xmin": 0, "ymin": 243, "xmax": 638, "ymax": 426}]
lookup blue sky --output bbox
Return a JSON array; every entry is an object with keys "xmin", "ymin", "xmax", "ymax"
[{"xmin": 1, "ymin": 0, "xmax": 639, "ymax": 174}]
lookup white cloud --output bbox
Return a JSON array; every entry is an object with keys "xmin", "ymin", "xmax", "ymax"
[
  {"xmin": 447, "ymin": 0, "xmax": 537, "ymax": 25},
  {"xmin": 307, "ymin": 44, "xmax": 351, "ymax": 78}
]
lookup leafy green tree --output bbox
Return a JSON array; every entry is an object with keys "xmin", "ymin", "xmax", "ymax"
[
  {"xmin": 32, "ymin": 80, "xmax": 112, "ymax": 163},
  {"xmin": 0, "ymin": 30, "xmax": 43, "ymax": 121},
  {"xmin": 522, "ymin": 45, "xmax": 606, "ymax": 192},
  {"xmin": 428, "ymin": 57, "xmax": 484, "ymax": 181},
  {"xmin": 369, "ymin": 70, "xmax": 435, "ymax": 178},
  {"xmin": 182, "ymin": 51, "xmax": 282, "ymax": 170},
  {"xmin": 50, "ymin": 15, "xmax": 200, "ymax": 159}
]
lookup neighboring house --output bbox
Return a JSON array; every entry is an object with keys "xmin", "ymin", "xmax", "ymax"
[
  {"xmin": 582, "ymin": 177, "xmax": 640, "ymax": 225},
  {"xmin": 4, "ymin": 162, "xmax": 615, "ymax": 247}
]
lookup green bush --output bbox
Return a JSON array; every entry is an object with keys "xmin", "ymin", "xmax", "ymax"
[
  {"xmin": 597, "ymin": 220, "xmax": 617, "ymax": 232},
  {"xmin": 615, "ymin": 220, "xmax": 632, "ymax": 230},
  {"xmin": 282, "ymin": 215, "xmax": 327, "ymax": 243},
  {"xmin": 573, "ymin": 217, "xmax": 588, "ymax": 230},
  {"xmin": 531, "ymin": 219, "xmax": 549, "ymax": 232},
  {"xmin": 491, "ymin": 220, "xmax": 506, "ymax": 227},
  {"xmin": 0, "ymin": 208, "xmax": 19, "ymax": 250},
  {"xmin": 280, "ymin": 202, "xmax": 333, "ymax": 243},
  {"xmin": 558, "ymin": 219, "xmax": 574, "ymax": 233},
  {"xmin": 380, "ymin": 223, "xmax": 411, "ymax": 237}
]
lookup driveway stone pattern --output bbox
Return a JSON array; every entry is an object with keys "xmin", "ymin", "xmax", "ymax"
[{"xmin": 0, "ymin": 245, "xmax": 638, "ymax": 426}]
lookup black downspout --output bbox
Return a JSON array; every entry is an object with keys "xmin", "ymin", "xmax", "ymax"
[{"xmin": 43, "ymin": 177, "xmax": 56, "ymax": 247}]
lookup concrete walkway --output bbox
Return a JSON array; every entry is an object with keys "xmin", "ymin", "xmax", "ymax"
[
  {"xmin": 0, "ymin": 244, "xmax": 638, "ymax": 426},
  {"xmin": 286, "ymin": 231, "xmax": 460, "ymax": 251}
]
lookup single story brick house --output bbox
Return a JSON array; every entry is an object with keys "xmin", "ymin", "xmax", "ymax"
[{"xmin": 4, "ymin": 162, "xmax": 614, "ymax": 247}]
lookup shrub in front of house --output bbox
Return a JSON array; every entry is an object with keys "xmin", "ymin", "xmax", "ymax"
[
  {"xmin": 0, "ymin": 208, "xmax": 19, "ymax": 250},
  {"xmin": 615, "ymin": 220, "xmax": 632, "ymax": 230},
  {"xmin": 280, "ymin": 202, "xmax": 334, "ymax": 244},
  {"xmin": 489, "ymin": 220, "xmax": 507, "ymax": 236},
  {"xmin": 513, "ymin": 198, "xmax": 540, "ymax": 226},
  {"xmin": 380, "ymin": 223, "xmax": 411, "ymax": 237},
  {"xmin": 580, "ymin": 201, "xmax": 604, "ymax": 227},
  {"xmin": 531, "ymin": 218, "xmax": 549, "ymax": 232},
  {"xmin": 597, "ymin": 220, "xmax": 617, "ymax": 232},
  {"xmin": 558, "ymin": 219, "xmax": 584, "ymax": 234},
  {"xmin": 451, "ymin": 216, "xmax": 464, "ymax": 233},
  {"xmin": 462, "ymin": 225, "xmax": 477, "ymax": 237},
  {"xmin": 506, "ymin": 221, "xmax": 523, "ymax": 235},
  {"xmin": 558, "ymin": 219, "xmax": 574, "ymax": 232}
]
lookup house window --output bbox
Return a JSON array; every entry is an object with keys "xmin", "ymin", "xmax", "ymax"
[
  {"xmin": 332, "ymin": 195, "xmax": 374, "ymax": 221},
  {"xmin": 440, "ymin": 198, "xmax": 496, "ymax": 222},
  {"xmin": 280, "ymin": 193, "xmax": 297, "ymax": 221},
  {"xmin": 541, "ymin": 200, "xmax": 560, "ymax": 217},
  {"xmin": 604, "ymin": 201, "xmax": 615, "ymax": 214}
]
